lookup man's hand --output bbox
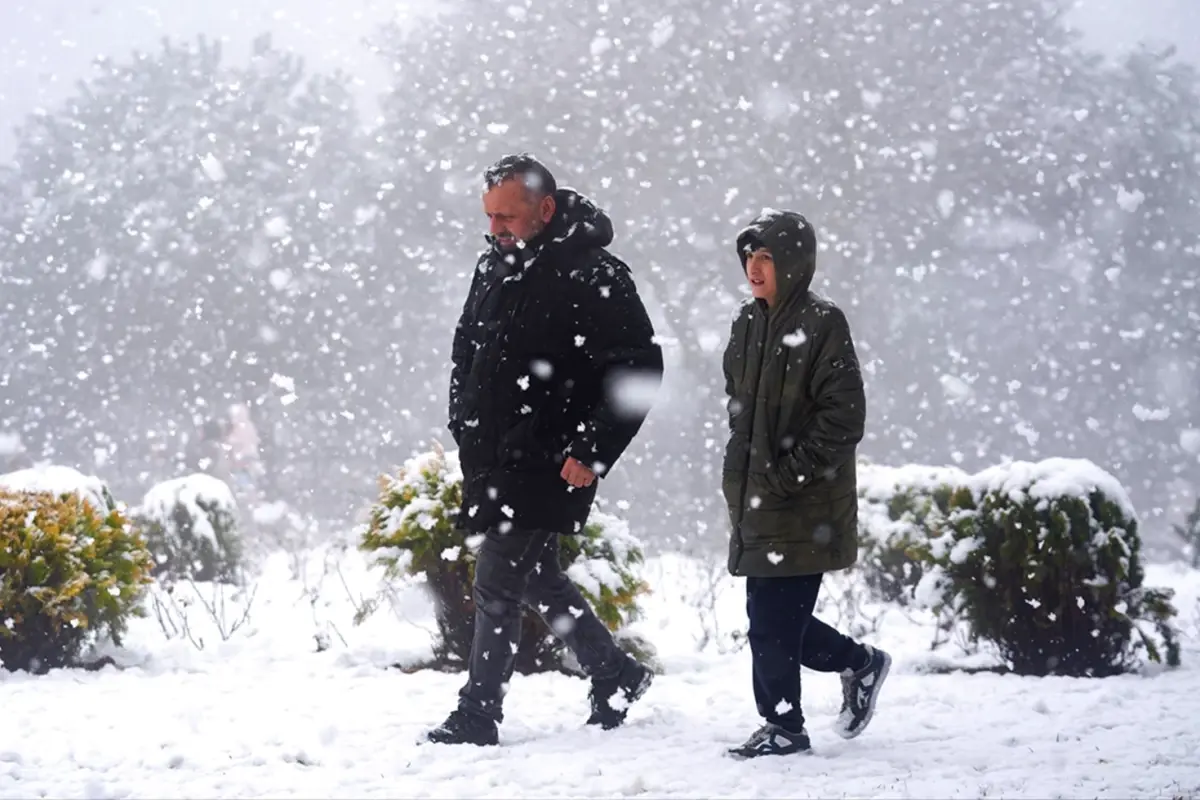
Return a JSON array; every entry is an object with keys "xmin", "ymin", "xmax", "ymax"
[{"xmin": 560, "ymin": 456, "xmax": 597, "ymax": 488}]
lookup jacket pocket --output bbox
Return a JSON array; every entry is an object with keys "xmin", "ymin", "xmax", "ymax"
[
  {"xmin": 496, "ymin": 410, "xmax": 553, "ymax": 470},
  {"xmin": 738, "ymin": 504, "xmax": 816, "ymax": 551},
  {"xmin": 745, "ymin": 471, "xmax": 791, "ymax": 511},
  {"xmin": 762, "ymin": 463, "xmax": 800, "ymax": 499}
]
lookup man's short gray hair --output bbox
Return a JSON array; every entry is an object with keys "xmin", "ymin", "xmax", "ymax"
[{"xmin": 483, "ymin": 153, "xmax": 558, "ymax": 199}]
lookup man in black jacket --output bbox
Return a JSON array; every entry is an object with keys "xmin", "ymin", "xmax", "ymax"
[{"xmin": 424, "ymin": 154, "xmax": 664, "ymax": 746}]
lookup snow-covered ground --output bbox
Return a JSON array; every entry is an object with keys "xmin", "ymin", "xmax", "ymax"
[{"xmin": 1, "ymin": 547, "xmax": 1198, "ymax": 799}]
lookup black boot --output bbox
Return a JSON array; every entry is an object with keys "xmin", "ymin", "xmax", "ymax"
[
  {"xmin": 727, "ymin": 723, "xmax": 812, "ymax": 759},
  {"xmin": 586, "ymin": 659, "xmax": 654, "ymax": 730},
  {"xmin": 423, "ymin": 708, "xmax": 499, "ymax": 746}
]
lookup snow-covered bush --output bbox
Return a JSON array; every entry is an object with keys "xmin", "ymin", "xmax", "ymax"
[
  {"xmin": 357, "ymin": 443, "xmax": 652, "ymax": 674},
  {"xmin": 130, "ymin": 474, "xmax": 242, "ymax": 584},
  {"xmin": 0, "ymin": 488, "xmax": 153, "ymax": 672},
  {"xmin": 856, "ymin": 462, "xmax": 969, "ymax": 605},
  {"xmin": 916, "ymin": 458, "xmax": 1180, "ymax": 676},
  {"xmin": 0, "ymin": 464, "xmax": 117, "ymax": 515}
]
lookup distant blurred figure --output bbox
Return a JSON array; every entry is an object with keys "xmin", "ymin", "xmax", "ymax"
[
  {"xmin": 185, "ymin": 418, "xmax": 234, "ymax": 486},
  {"xmin": 423, "ymin": 153, "xmax": 663, "ymax": 746},
  {"xmin": 721, "ymin": 209, "xmax": 891, "ymax": 759},
  {"xmin": 225, "ymin": 403, "xmax": 265, "ymax": 491}
]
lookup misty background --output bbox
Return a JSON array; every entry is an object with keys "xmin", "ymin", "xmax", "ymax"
[{"xmin": 1, "ymin": 0, "xmax": 1197, "ymax": 556}]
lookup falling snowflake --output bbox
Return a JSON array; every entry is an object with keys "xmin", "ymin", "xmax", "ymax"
[{"xmin": 782, "ymin": 329, "xmax": 807, "ymax": 347}]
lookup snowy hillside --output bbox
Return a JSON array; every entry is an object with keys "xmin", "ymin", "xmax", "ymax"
[{"xmin": 1, "ymin": 546, "xmax": 1197, "ymax": 798}]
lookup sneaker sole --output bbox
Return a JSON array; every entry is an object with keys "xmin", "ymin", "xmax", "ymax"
[
  {"xmin": 725, "ymin": 746, "xmax": 814, "ymax": 760},
  {"xmin": 421, "ymin": 734, "xmax": 499, "ymax": 747},
  {"xmin": 835, "ymin": 650, "xmax": 892, "ymax": 740}
]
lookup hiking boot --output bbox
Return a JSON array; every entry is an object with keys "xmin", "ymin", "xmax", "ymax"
[
  {"xmin": 834, "ymin": 644, "xmax": 892, "ymax": 740},
  {"xmin": 423, "ymin": 708, "xmax": 499, "ymax": 746},
  {"xmin": 727, "ymin": 723, "xmax": 812, "ymax": 759},
  {"xmin": 586, "ymin": 659, "xmax": 654, "ymax": 730}
]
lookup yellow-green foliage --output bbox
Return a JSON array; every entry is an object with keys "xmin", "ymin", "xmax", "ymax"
[
  {"xmin": 358, "ymin": 444, "xmax": 650, "ymax": 673},
  {"xmin": 559, "ymin": 517, "xmax": 648, "ymax": 631},
  {"xmin": 919, "ymin": 459, "xmax": 1180, "ymax": 676},
  {"xmin": 359, "ymin": 445, "xmax": 464, "ymax": 592},
  {"xmin": 0, "ymin": 489, "xmax": 154, "ymax": 672}
]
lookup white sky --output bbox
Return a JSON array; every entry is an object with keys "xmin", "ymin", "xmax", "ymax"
[{"xmin": 0, "ymin": 0, "xmax": 1196, "ymax": 160}]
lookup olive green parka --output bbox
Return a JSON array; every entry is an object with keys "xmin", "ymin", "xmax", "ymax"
[{"xmin": 722, "ymin": 210, "xmax": 866, "ymax": 578}]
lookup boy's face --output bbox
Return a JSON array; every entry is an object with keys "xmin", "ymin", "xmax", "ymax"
[{"xmin": 745, "ymin": 246, "xmax": 777, "ymax": 306}]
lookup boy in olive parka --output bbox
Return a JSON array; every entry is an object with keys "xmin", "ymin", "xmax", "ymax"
[{"xmin": 722, "ymin": 208, "xmax": 891, "ymax": 758}]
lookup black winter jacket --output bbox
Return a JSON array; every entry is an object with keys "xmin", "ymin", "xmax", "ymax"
[{"xmin": 449, "ymin": 189, "xmax": 663, "ymax": 534}]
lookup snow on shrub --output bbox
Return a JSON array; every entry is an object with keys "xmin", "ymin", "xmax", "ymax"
[
  {"xmin": 0, "ymin": 464, "xmax": 117, "ymax": 515},
  {"xmin": 357, "ymin": 443, "xmax": 653, "ymax": 674},
  {"xmin": 130, "ymin": 474, "xmax": 242, "ymax": 584},
  {"xmin": 914, "ymin": 457, "xmax": 1180, "ymax": 676},
  {"xmin": 856, "ymin": 462, "xmax": 969, "ymax": 605},
  {"xmin": 0, "ymin": 488, "xmax": 153, "ymax": 672}
]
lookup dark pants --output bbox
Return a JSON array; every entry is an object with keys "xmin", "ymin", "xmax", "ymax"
[
  {"xmin": 747, "ymin": 573, "xmax": 867, "ymax": 733},
  {"xmin": 458, "ymin": 526, "xmax": 627, "ymax": 722}
]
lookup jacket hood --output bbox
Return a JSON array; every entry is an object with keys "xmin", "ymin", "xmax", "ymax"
[
  {"xmin": 487, "ymin": 188, "xmax": 614, "ymax": 258},
  {"xmin": 736, "ymin": 208, "xmax": 817, "ymax": 309},
  {"xmin": 545, "ymin": 187, "xmax": 614, "ymax": 250}
]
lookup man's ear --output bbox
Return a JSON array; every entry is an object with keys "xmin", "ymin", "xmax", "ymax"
[{"xmin": 539, "ymin": 193, "xmax": 556, "ymax": 224}]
